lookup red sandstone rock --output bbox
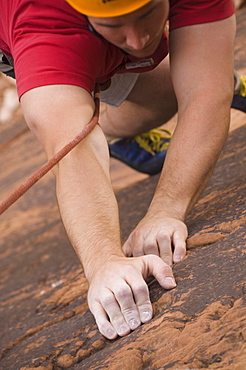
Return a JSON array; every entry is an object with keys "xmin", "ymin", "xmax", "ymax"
[{"xmin": 0, "ymin": 6, "xmax": 246, "ymax": 370}]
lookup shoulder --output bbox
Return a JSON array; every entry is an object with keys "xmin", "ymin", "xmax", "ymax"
[{"xmin": 169, "ymin": 0, "xmax": 235, "ymax": 30}]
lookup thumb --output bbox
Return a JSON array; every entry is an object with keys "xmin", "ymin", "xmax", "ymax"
[
  {"xmin": 142, "ymin": 255, "xmax": 177, "ymax": 290},
  {"xmin": 122, "ymin": 238, "xmax": 132, "ymax": 257}
]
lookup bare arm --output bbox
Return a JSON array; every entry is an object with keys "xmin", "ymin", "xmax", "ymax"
[
  {"xmin": 123, "ymin": 15, "xmax": 236, "ymax": 264},
  {"xmin": 157, "ymin": 15, "xmax": 236, "ymax": 215},
  {"xmin": 20, "ymin": 84, "xmax": 175, "ymax": 339}
]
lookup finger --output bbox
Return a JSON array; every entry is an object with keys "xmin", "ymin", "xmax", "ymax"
[
  {"xmin": 100, "ymin": 289, "xmax": 131, "ymax": 337},
  {"xmin": 122, "ymin": 237, "xmax": 133, "ymax": 257},
  {"xmin": 123, "ymin": 230, "xmax": 145, "ymax": 257},
  {"xmin": 172, "ymin": 230, "xmax": 187, "ymax": 263},
  {"xmin": 128, "ymin": 278, "xmax": 153, "ymax": 324},
  {"xmin": 114, "ymin": 283, "xmax": 142, "ymax": 331},
  {"xmin": 142, "ymin": 232, "xmax": 160, "ymax": 257},
  {"xmin": 142, "ymin": 255, "xmax": 177, "ymax": 290},
  {"xmin": 156, "ymin": 232, "xmax": 173, "ymax": 266},
  {"xmin": 89, "ymin": 300, "xmax": 117, "ymax": 340}
]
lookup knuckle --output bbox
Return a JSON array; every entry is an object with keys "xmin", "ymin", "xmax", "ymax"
[
  {"xmin": 174, "ymin": 232, "xmax": 183, "ymax": 239},
  {"xmin": 161, "ymin": 251, "xmax": 171, "ymax": 258},
  {"xmin": 144, "ymin": 253, "xmax": 161, "ymax": 262},
  {"xmin": 124, "ymin": 264, "xmax": 138, "ymax": 275},
  {"xmin": 101, "ymin": 294, "xmax": 115, "ymax": 308},
  {"xmin": 134, "ymin": 283, "xmax": 149, "ymax": 297},
  {"xmin": 157, "ymin": 231, "xmax": 170, "ymax": 242},
  {"xmin": 121, "ymin": 307, "xmax": 136, "ymax": 318},
  {"xmin": 174, "ymin": 236, "xmax": 186, "ymax": 245},
  {"xmin": 144, "ymin": 242, "xmax": 158, "ymax": 254},
  {"xmin": 115, "ymin": 286, "xmax": 131, "ymax": 301},
  {"xmin": 134, "ymin": 229, "xmax": 143, "ymax": 239},
  {"xmin": 111, "ymin": 313, "xmax": 124, "ymax": 324},
  {"xmin": 133, "ymin": 250, "xmax": 144, "ymax": 257},
  {"xmin": 162, "ymin": 264, "xmax": 173, "ymax": 275},
  {"xmin": 176, "ymin": 243, "xmax": 186, "ymax": 251},
  {"xmin": 132, "ymin": 229, "xmax": 145, "ymax": 244},
  {"xmin": 132, "ymin": 245, "xmax": 144, "ymax": 256},
  {"xmin": 139, "ymin": 302, "xmax": 152, "ymax": 312},
  {"xmin": 99, "ymin": 321, "xmax": 110, "ymax": 332}
]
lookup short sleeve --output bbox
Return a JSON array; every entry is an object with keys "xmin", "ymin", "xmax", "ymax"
[{"xmin": 169, "ymin": 0, "xmax": 235, "ymax": 30}]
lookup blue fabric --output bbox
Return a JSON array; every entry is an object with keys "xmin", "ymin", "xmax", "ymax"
[
  {"xmin": 231, "ymin": 94, "xmax": 246, "ymax": 113},
  {"xmin": 109, "ymin": 137, "xmax": 170, "ymax": 175}
]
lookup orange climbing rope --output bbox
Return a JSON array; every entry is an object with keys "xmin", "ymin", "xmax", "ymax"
[{"xmin": 0, "ymin": 85, "xmax": 100, "ymax": 215}]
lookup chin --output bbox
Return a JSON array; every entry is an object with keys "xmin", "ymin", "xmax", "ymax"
[{"xmin": 124, "ymin": 45, "xmax": 158, "ymax": 58}]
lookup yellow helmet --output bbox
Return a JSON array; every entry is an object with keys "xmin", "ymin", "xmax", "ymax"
[{"xmin": 65, "ymin": 0, "xmax": 153, "ymax": 17}]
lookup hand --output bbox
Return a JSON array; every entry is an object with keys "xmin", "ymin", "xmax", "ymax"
[
  {"xmin": 123, "ymin": 213, "xmax": 188, "ymax": 266},
  {"xmin": 87, "ymin": 254, "xmax": 176, "ymax": 339}
]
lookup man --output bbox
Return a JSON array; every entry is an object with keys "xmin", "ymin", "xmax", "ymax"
[{"xmin": 0, "ymin": 0, "xmax": 245, "ymax": 340}]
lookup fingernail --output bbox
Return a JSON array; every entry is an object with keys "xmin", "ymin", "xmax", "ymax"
[
  {"xmin": 107, "ymin": 329, "xmax": 116, "ymax": 338},
  {"xmin": 164, "ymin": 277, "xmax": 177, "ymax": 288},
  {"xmin": 142, "ymin": 310, "xmax": 152, "ymax": 322},
  {"xmin": 129, "ymin": 318, "xmax": 140, "ymax": 329},
  {"xmin": 175, "ymin": 255, "xmax": 183, "ymax": 262},
  {"xmin": 118, "ymin": 325, "xmax": 128, "ymax": 335}
]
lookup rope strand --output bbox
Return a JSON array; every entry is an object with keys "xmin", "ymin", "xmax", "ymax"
[{"xmin": 0, "ymin": 85, "xmax": 100, "ymax": 215}]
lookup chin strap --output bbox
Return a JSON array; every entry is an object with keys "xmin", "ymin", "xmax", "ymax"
[{"xmin": 0, "ymin": 84, "xmax": 100, "ymax": 215}]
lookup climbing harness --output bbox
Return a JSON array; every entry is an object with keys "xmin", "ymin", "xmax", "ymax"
[{"xmin": 0, "ymin": 84, "xmax": 100, "ymax": 215}]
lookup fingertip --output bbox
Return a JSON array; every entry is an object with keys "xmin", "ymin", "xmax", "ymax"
[
  {"xmin": 143, "ymin": 254, "xmax": 176, "ymax": 290},
  {"xmin": 160, "ymin": 253, "xmax": 173, "ymax": 266},
  {"xmin": 122, "ymin": 242, "xmax": 132, "ymax": 257},
  {"xmin": 163, "ymin": 277, "xmax": 177, "ymax": 289},
  {"xmin": 129, "ymin": 318, "xmax": 141, "ymax": 330},
  {"xmin": 140, "ymin": 309, "xmax": 152, "ymax": 323},
  {"xmin": 117, "ymin": 325, "xmax": 131, "ymax": 337},
  {"xmin": 173, "ymin": 254, "xmax": 184, "ymax": 263},
  {"xmin": 165, "ymin": 259, "xmax": 173, "ymax": 267},
  {"xmin": 104, "ymin": 327, "xmax": 118, "ymax": 340}
]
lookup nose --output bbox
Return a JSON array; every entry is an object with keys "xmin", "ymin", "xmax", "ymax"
[{"xmin": 125, "ymin": 27, "xmax": 150, "ymax": 51}]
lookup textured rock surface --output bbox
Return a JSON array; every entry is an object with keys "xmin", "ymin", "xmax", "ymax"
[{"xmin": 0, "ymin": 6, "xmax": 246, "ymax": 370}]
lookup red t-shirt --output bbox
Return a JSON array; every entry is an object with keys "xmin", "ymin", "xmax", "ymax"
[{"xmin": 0, "ymin": 0, "xmax": 234, "ymax": 98}]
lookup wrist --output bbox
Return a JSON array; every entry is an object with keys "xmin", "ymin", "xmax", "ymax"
[
  {"xmin": 83, "ymin": 250, "xmax": 125, "ymax": 284},
  {"xmin": 148, "ymin": 197, "xmax": 188, "ymax": 221}
]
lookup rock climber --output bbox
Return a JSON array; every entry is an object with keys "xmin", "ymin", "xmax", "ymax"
[{"xmin": 0, "ymin": 0, "xmax": 245, "ymax": 339}]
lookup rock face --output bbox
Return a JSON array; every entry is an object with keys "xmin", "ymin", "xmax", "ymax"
[{"xmin": 0, "ymin": 6, "xmax": 246, "ymax": 370}]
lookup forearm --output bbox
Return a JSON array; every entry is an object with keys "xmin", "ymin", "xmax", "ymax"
[
  {"xmin": 55, "ymin": 125, "xmax": 124, "ymax": 282},
  {"xmin": 150, "ymin": 15, "xmax": 236, "ymax": 221},
  {"xmin": 21, "ymin": 85, "xmax": 124, "ymax": 282},
  {"xmin": 149, "ymin": 96, "xmax": 232, "ymax": 220}
]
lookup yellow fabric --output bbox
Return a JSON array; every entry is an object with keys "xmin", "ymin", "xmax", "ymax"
[
  {"xmin": 239, "ymin": 75, "xmax": 246, "ymax": 97},
  {"xmin": 132, "ymin": 128, "xmax": 172, "ymax": 155},
  {"xmin": 65, "ymin": 0, "xmax": 153, "ymax": 17}
]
